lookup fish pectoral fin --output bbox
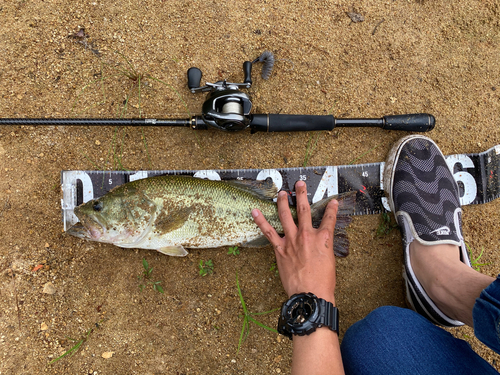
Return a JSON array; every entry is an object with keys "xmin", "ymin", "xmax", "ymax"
[
  {"xmin": 157, "ymin": 246, "xmax": 189, "ymax": 257},
  {"xmin": 241, "ymin": 236, "xmax": 270, "ymax": 248},
  {"xmin": 154, "ymin": 207, "xmax": 193, "ymax": 234}
]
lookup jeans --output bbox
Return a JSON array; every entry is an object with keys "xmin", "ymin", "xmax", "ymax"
[{"xmin": 340, "ymin": 276, "xmax": 500, "ymax": 375}]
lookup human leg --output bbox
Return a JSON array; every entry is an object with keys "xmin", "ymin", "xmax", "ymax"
[
  {"xmin": 384, "ymin": 135, "xmax": 500, "ymax": 351},
  {"xmin": 383, "ymin": 135, "xmax": 497, "ymax": 326},
  {"xmin": 341, "ymin": 306, "xmax": 499, "ymax": 375}
]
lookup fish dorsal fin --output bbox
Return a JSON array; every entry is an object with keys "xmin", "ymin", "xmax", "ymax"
[{"xmin": 224, "ymin": 178, "xmax": 277, "ymax": 200}]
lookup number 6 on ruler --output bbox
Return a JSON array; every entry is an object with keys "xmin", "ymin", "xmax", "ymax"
[{"xmin": 446, "ymin": 154, "xmax": 478, "ymax": 206}]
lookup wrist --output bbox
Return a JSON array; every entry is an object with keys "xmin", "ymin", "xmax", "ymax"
[
  {"xmin": 288, "ymin": 290, "xmax": 335, "ymax": 305},
  {"xmin": 314, "ymin": 293, "xmax": 335, "ymax": 306}
]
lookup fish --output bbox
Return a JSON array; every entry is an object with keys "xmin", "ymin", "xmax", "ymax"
[{"xmin": 66, "ymin": 175, "xmax": 356, "ymax": 257}]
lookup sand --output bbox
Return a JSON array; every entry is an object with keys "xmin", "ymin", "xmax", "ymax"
[{"xmin": 0, "ymin": 0, "xmax": 499, "ymax": 373}]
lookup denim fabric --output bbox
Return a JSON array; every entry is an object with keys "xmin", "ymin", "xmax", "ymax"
[
  {"xmin": 341, "ymin": 306, "xmax": 499, "ymax": 375},
  {"xmin": 474, "ymin": 275, "xmax": 500, "ymax": 353}
]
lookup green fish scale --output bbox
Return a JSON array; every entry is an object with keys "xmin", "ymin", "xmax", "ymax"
[{"xmin": 131, "ymin": 175, "xmax": 285, "ymax": 241}]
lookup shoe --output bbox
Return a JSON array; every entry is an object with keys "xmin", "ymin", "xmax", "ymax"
[{"xmin": 384, "ymin": 135, "xmax": 471, "ymax": 327}]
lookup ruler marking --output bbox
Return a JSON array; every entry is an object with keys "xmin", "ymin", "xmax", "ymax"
[{"xmin": 62, "ymin": 145, "xmax": 500, "ymax": 229}]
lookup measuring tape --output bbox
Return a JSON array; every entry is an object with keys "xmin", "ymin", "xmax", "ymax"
[{"xmin": 61, "ymin": 144, "xmax": 500, "ymax": 231}]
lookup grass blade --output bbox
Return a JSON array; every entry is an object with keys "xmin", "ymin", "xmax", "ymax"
[
  {"xmin": 237, "ymin": 317, "xmax": 248, "ymax": 354},
  {"xmin": 348, "ymin": 143, "xmax": 380, "ymax": 165},
  {"xmin": 303, "ymin": 132, "xmax": 321, "ymax": 167},
  {"xmin": 235, "ymin": 272, "xmax": 248, "ymax": 314},
  {"xmin": 248, "ymin": 316, "xmax": 278, "ymax": 333}
]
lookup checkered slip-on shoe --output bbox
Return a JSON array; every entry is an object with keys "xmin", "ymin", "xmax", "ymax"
[{"xmin": 384, "ymin": 135, "xmax": 471, "ymax": 327}]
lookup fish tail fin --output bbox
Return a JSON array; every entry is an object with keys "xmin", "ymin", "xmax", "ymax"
[
  {"xmin": 310, "ymin": 191, "xmax": 356, "ymax": 258},
  {"xmin": 310, "ymin": 191, "xmax": 357, "ymax": 225}
]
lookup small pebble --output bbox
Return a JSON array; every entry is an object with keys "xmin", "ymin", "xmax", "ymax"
[
  {"xmin": 102, "ymin": 351, "xmax": 114, "ymax": 359},
  {"xmin": 43, "ymin": 282, "xmax": 56, "ymax": 295}
]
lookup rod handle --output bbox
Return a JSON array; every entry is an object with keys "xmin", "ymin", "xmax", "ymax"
[
  {"xmin": 382, "ymin": 114, "xmax": 435, "ymax": 132},
  {"xmin": 251, "ymin": 114, "xmax": 335, "ymax": 132}
]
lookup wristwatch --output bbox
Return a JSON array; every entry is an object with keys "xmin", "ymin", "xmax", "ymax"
[{"xmin": 277, "ymin": 292, "xmax": 339, "ymax": 339}]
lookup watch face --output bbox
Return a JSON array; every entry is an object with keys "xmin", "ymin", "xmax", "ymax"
[
  {"xmin": 286, "ymin": 294, "xmax": 319, "ymax": 327},
  {"xmin": 278, "ymin": 293, "xmax": 338, "ymax": 338}
]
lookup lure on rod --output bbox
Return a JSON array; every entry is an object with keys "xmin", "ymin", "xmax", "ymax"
[{"xmin": 0, "ymin": 51, "xmax": 435, "ymax": 133}]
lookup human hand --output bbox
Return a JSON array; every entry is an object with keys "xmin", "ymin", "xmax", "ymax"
[{"xmin": 251, "ymin": 180, "xmax": 339, "ymax": 304}]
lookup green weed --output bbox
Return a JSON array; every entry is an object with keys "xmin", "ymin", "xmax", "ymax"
[
  {"xmin": 236, "ymin": 273, "xmax": 278, "ymax": 354},
  {"xmin": 466, "ymin": 243, "xmax": 491, "ymax": 272},
  {"xmin": 269, "ymin": 262, "xmax": 279, "ymax": 276},
  {"xmin": 227, "ymin": 246, "xmax": 240, "ymax": 256},
  {"xmin": 49, "ymin": 320, "xmax": 104, "ymax": 365},
  {"xmin": 138, "ymin": 258, "xmax": 164, "ymax": 293},
  {"xmin": 199, "ymin": 259, "xmax": 214, "ymax": 276},
  {"xmin": 376, "ymin": 211, "xmax": 398, "ymax": 237}
]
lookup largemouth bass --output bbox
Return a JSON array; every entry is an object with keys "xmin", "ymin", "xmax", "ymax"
[{"xmin": 67, "ymin": 175, "xmax": 356, "ymax": 257}]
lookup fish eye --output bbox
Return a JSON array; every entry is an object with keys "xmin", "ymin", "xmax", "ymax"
[{"xmin": 92, "ymin": 201, "xmax": 103, "ymax": 212}]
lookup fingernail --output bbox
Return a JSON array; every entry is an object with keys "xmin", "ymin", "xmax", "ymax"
[
  {"xmin": 296, "ymin": 180, "xmax": 305, "ymax": 187},
  {"xmin": 278, "ymin": 191, "xmax": 287, "ymax": 197},
  {"xmin": 251, "ymin": 209, "xmax": 259, "ymax": 218}
]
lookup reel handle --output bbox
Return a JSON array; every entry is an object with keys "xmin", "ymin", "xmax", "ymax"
[
  {"xmin": 187, "ymin": 67, "xmax": 203, "ymax": 90},
  {"xmin": 243, "ymin": 61, "xmax": 253, "ymax": 85}
]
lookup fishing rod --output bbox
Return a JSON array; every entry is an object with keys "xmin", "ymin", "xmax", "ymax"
[{"xmin": 0, "ymin": 52, "xmax": 435, "ymax": 133}]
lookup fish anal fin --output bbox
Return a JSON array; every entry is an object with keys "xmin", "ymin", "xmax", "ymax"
[{"xmin": 157, "ymin": 246, "xmax": 189, "ymax": 257}]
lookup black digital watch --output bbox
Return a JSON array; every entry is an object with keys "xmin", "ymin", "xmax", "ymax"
[{"xmin": 277, "ymin": 292, "xmax": 339, "ymax": 339}]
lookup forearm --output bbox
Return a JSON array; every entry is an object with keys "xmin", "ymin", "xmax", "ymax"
[{"xmin": 292, "ymin": 327, "xmax": 344, "ymax": 375}]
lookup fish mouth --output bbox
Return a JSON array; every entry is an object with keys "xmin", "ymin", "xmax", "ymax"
[
  {"xmin": 66, "ymin": 217, "xmax": 105, "ymax": 240},
  {"xmin": 66, "ymin": 222, "xmax": 92, "ymax": 239}
]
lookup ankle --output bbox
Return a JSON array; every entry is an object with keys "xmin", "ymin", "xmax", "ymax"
[
  {"xmin": 409, "ymin": 241, "xmax": 494, "ymax": 327},
  {"xmin": 409, "ymin": 242, "xmax": 462, "ymax": 285}
]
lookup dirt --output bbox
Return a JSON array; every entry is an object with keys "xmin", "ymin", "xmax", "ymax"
[{"xmin": 1, "ymin": 0, "xmax": 500, "ymax": 374}]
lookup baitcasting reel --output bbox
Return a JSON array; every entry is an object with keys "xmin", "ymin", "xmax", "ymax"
[{"xmin": 186, "ymin": 60, "xmax": 254, "ymax": 132}]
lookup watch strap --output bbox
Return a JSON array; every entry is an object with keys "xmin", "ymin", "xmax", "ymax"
[{"xmin": 317, "ymin": 298, "xmax": 339, "ymax": 334}]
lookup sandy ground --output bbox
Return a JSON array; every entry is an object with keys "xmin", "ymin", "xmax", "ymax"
[{"xmin": 1, "ymin": 0, "xmax": 500, "ymax": 374}]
